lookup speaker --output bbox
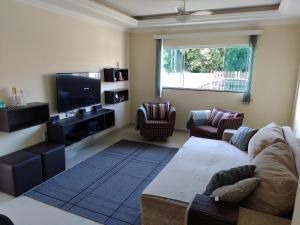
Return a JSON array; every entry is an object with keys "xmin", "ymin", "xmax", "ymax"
[
  {"xmin": 49, "ymin": 115, "xmax": 60, "ymax": 123},
  {"xmin": 78, "ymin": 108, "xmax": 86, "ymax": 116},
  {"xmin": 92, "ymin": 104, "xmax": 102, "ymax": 112}
]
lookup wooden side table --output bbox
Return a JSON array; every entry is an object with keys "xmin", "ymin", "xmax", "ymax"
[
  {"xmin": 222, "ymin": 129, "xmax": 237, "ymax": 142},
  {"xmin": 186, "ymin": 195, "xmax": 291, "ymax": 225}
]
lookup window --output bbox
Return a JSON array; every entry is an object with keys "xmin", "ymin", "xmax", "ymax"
[{"xmin": 161, "ymin": 45, "xmax": 252, "ymax": 92}]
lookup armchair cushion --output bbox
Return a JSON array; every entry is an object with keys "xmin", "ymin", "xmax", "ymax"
[
  {"xmin": 192, "ymin": 125, "xmax": 217, "ymax": 139},
  {"xmin": 143, "ymin": 102, "xmax": 170, "ymax": 120},
  {"xmin": 208, "ymin": 108, "xmax": 219, "ymax": 125},
  {"xmin": 145, "ymin": 120, "xmax": 169, "ymax": 128},
  {"xmin": 211, "ymin": 111, "xmax": 225, "ymax": 127}
]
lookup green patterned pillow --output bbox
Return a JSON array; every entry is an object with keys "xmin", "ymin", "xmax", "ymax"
[
  {"xmin": 203, "ymin": 165, "xmax": 256, "ymax": 196},
  {"xmin": 230, "ymin": 126, "xmax": 258, "ymax": 151}
]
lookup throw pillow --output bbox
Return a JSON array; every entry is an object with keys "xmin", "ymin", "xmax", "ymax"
[
  {"xmin": 210, "ymin": 178, "xmax": 260, "ymax": 203},
  {"xmin": 248, "ymin": 122, "xmax": 286, "ymax": 160},
  {"xmin": 211, "ymin": 111, "xmax": 224, "ymax": 127},
  {"xmin": 229, "ymin": 127, "xmax": 258, "ymax": 151},
  {"xmin": 222, "ymin": 112, "xmax": 238, "ymax": 120},
  {"xmin": 208, "ymin": 108, "xmax": 218, "ymax": 125},
  {"xmin": 203, "ymin": 165, "xmax": 256, "ymax": 196},
  {"xmin": 243, "ymin": 142, "xmax": 298, "ymax": 216}
]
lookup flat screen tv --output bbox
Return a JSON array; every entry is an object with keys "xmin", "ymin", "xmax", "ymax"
[{"xmin": 56, "ymin": 73, "xmax": 101, "ymax": 113}]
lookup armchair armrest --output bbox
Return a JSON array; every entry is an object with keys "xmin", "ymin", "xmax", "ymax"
[
  {"xmin": 217, "ymin": 117, "xmax": 243, "ymax": 140},
  {"xmin": 168, "ymin": 106, "xmax": 176, "ymax": 128},
  {"xmin": 187, "ymin": 110, "xmax": 211, "ymax": 130},
  {"xmin": 138, "ymin": 105, "xmax": 147, "ymax": 120},
  {"xmin": 186, "ymin": 194, "xmax": 239, "ymax": 225},
  {"xmin": 136, "ymin": 105, "xmax": 147, "ymax": 130}
]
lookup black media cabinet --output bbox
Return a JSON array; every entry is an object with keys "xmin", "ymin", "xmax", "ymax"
[{"xmin": 47, "ymin": 109, "xmax": 115, "ymax": 146}]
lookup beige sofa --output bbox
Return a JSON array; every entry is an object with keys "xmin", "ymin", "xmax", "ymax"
[{"xmin": 140, "ymin": 126, "xmax": 300, "ymax": 225}]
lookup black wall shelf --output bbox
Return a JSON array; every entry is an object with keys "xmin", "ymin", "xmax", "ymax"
[
  {"xmin": 47, "ymin": 108, "xmax": 115, "ymax": 146},
  {"xmin": 104, "ymin": 68, "xmax": 128, "ymax": 82},
  {"xmin": 105, "ymin": 89, "xmax": 128, "ymax": 104},
  {"xmin": 0, "ymin": 102, "xmax": 50, "ymax": 132}
]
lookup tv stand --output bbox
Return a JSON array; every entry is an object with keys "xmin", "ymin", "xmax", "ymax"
[{"xmin": 47, "ymin": 108, "xmax": 115, "ymax": 146}]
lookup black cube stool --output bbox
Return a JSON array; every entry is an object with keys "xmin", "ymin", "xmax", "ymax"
[
  {"xmin": 0, "ymin": 214, "xmax": 14, "ymax": 225},
  {"xmin": 23, "ymin": 142, "xmax": 65, "ymax": 180},
  {"xmin": 0, "ymin": 151, "xmax": 43, "ymax": 196}
]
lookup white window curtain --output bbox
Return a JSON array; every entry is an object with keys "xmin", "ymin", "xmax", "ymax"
[{"xmin": 292, "ymin": 65, "xmax": 300, "ymax": 138}]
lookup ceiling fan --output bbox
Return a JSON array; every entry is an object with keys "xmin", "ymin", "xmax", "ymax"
[{"xmin": 174, "ymin": 0, "xmax": 213, "ymax": 23}]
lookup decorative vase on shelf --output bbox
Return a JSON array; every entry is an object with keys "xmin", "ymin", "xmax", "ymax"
[
  {"xmin": 0, "ymin": 100, "xmax": 5, "ymax": 109},
  {"xmin": 20, "ymin": 89, "xmax": 27, "ymax": 106},
  {"xmin": 11, "ymin": 87, "xmax": 21, "ymax": 106}
]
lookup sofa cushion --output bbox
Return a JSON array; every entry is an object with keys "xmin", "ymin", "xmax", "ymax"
[
  {"xmin": 193, "ymin": 125, "xmax": 217, "ymax": 139},
  {"xmin": 203, "ymin": 165, "xmax": 256, "ymax": 196},
  {"xmin": 210, "ymin": 177, "xmax": 260, "ymax": 203},
  {"xmin": 230, "ymin": 127, "xmax": 258, "ymax": 151},
  {"xmin": 283, "ymin": 126, "xmax": 300, "ymax": 176},
  {"xmin": 243, "ymin": 142, "xmax": 298, "ymax": 216},
  {"xmin": 248, "ymin": 123, "xmax": 286, "ymax": 160}
]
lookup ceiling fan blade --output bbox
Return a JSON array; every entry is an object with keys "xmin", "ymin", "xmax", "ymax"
[{"xmin": 191, "ymin": 10, "xmax": 213, "ymax": 16}]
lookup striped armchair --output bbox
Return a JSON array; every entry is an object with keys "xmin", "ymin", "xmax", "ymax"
[
  {"xmin": 188, "ymin": 108, "xmax": 244, "ymax": 140},
  {"xmin": 137, "ymin": 102, "xmax": 176, "ymax": 140}
]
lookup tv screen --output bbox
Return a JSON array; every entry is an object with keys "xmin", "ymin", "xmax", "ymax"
[{"xmin": 56, "ymin": 73, "xmax": 101, "ymax": 113}]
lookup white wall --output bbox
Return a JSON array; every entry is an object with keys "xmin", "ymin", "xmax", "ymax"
[
  {"xmin": 130, "ymin": 25, "xmax": 300, "ymax": 129},
  {"xmin": 0, "ymin": 0, "xmax": 131, "ymax": 156}
]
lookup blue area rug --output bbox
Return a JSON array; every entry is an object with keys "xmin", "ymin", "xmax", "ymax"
[{"xmin": 25, "ymin": 139, "xmax": 178, "ymax": 225}]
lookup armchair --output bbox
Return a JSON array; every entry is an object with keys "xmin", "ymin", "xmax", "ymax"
[
  {"xmin": 188, "ymin": 108, "xmax": 244, "ymax": 140},
  {"xmin": 137, "ymin": 102, "xmax": 176, "ymax": 140}
]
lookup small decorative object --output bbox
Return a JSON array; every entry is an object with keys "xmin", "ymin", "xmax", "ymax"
[
  {"xmin": 19, "ymin": 89, "xmax": 27, "ymax": 106},
  {"xmin": 0, "ymin": 100, "xmax": 6, "ymax": 109},
  {"xmin": 116, "ymin": 62, "xmax": 120, "ymax": 69},
  {"xmin": 114, "ymin": 75, "xmax": 117, "ymax": 81},
  {"xmin": 118, "ymin": 71, "xmax": 124, "ymax": 81},
  {"xmin": 115, "ymin": 93, "xmax": 119, "ymax": 101},
  {"xmin": 11, "ymin": 87, "xmax": 21, "ymax": 106}
]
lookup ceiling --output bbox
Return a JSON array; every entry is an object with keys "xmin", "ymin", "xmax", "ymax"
[
  {"xmin": 93, "ymin": 0, "xmax": 281, "ymax": 17},
  {"xmin": 18, "ymin": 0, "xmax": 300, "ymax": 31}
]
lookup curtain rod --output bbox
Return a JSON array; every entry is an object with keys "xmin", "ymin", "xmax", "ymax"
[{"xmin": 153, "ymin": 30, "xmax": 263, "ymax": 40}]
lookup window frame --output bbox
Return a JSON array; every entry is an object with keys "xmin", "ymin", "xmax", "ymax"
[{"xmin": 161, "ymin": 43, "xmax": 251, "ymax": 93}]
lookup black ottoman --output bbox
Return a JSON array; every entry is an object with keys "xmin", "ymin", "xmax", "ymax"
[
  {"xmin": 0, "ymin": 151, "xmax": 43, "ymax": 196},
  {"xmin": 23, "ymin": 142, "xmax": 65, "ymax": 180},
  {"xmin": 0, "ymin": 214, "xmax": 14, "ymax": 225}
]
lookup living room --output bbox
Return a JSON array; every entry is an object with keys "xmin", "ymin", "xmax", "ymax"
[{"xmin": 0, "ymin": 0, "xmax": 300, "ymax": 225}]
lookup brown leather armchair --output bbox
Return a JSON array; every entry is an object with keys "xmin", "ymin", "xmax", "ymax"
[
  {"xmin": 189, "ymin": 108, "xmax": 244, "ymax": 140},
  {"xmin": 137, "ymin": 103, "xmax": 176, "ymax": 140}
]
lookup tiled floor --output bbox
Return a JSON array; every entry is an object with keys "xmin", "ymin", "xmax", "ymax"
[{"xmin": 0, "ymin": 125, "xmax": 189, "ymax": 225}]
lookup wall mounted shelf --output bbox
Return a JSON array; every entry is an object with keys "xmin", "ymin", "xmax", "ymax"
[
  {"xmin": 103, "ymin": 68, "xmax": 128, "ymax": 82},
  {"xmin": 104, "ymin": 89, "xmax": 128, "ymax": 104},
  {"xmin": 0, "ymin": 102, "xmax": 50, "ymax": 132}
]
